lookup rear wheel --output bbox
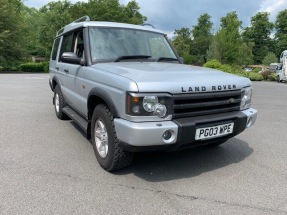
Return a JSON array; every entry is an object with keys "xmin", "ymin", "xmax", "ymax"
[
  {"xmin": 54, "ymin": 85, "xmax": 69, "ymax": 120},
  {"xmin": 91, "ymin": 104, "xmax": 133, "ymax": 171}
]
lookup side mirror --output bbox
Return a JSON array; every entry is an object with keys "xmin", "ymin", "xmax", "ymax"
[
  {"xmin": 179, "ymin": 57, "xmax": 184, "ymax": 64},
  {"xmin": 61, "ymin": 52, "xmax": 82, "ymax": 65}
]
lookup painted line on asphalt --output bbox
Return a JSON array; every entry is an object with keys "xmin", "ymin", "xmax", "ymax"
[{"xmin": 25, "ymin": 76, "xmax": 49, "ymax": 80}]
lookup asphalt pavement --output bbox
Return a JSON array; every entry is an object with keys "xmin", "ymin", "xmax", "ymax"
[{"xmin": 0, "ymin": 74, "xmax": 286, "ymax": 215}]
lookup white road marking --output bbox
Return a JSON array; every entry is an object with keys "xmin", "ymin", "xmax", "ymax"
[{"xmin": 25, "ymin": 76, "xmax": 49, "ymax": 80}]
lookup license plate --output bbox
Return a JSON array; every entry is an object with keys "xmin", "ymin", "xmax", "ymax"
[{"xmin": 195, "ymin": 123, "xmax": 234, "ymax": 140}]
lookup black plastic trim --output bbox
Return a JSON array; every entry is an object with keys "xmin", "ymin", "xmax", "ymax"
[
  {"xmin": 49, "ymin": 79, "xmax": 53, "ymax": 91},
  {"xmin": 51, "ymin": 76, "xmax": 61, "ymax": 91},
  {"xmin": 173, "ymin": 111, "xmax": 247, "ymax": 148},
  {"xmin": 83, "ymin": 27, "xmax": 92, "ymax": 66},
  {"xmin": 88, "ymin": 88, "xmax": 119, "ymax": 119},
  {"xmin": 62, "ymin": 106, "xmax": 91, "ymax": 139}
]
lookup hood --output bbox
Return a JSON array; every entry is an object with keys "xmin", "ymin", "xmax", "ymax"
[{"xmin": 92, "ymin": 62, "xmax": 251, "ymax": 94}]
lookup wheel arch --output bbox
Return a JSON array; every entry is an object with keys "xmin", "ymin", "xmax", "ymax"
[
  {"xmin": 87, "ymin": 88, "xmax": 119, "ymax": 120},
  {"xmin": 51, "ymin": 76, "xmax": 61, "ymax": 91}
]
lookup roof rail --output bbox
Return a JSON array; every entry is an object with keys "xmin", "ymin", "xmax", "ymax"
[
  {"xmin": 56, "ymin": 16, "xmax": 90, "ymax": 36},
  {"xmin": 72, "ymin": 15, "xmax": 90, "ymax": 23},
  {"xmin": 57, "ymin": 28, "xmax": 65, "ymax": 36},
  {"xmin": 141, "ymin": 23, "xmax": 156, "ymax": 28}
]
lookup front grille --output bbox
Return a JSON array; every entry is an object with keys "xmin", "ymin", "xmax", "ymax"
[{"xmin": 173, "ymin": 90, "xmax": 241, "ymax": 119}]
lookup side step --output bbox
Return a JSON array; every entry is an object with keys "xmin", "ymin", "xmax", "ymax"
[{"xmin": 62, "ymin": 107, "xmax": 90, "ymax": 138}]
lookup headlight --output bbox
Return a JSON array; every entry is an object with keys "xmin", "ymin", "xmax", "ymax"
[
  {"xmin": 240, "ymin": 87, "xmax": 252, "ymax": 110},
  {"xmin": 126, "ymin": 93, "xmax": 172, "ymax": 118},
  {"xmin": 143, "ymin": 96, "xmax": 158, "ymax": 112}
]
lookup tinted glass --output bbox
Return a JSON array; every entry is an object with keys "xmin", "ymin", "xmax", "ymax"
[
  {"xmin": 61, "ymin": 33, "xmax": 73, "ymax": 54},
  {"xmin": 51, "ymin": 38, "xmax": 60, "ymax": 60}
]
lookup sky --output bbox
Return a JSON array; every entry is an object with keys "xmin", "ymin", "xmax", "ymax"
[{"xmin": 24, "ymin": 0, "xmax": 287, "ymax": 36}]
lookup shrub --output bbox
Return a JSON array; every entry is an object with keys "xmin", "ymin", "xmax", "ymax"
[
  {"xmin": 203, "ymin": 59, "xmax": 233, "ymax": 73},
  {"xmin": 203, "ymin": 60, "xmax": 270, "ymax": 81},
  {"xmin": 20, "ymin": 62, "xmax": 49, "ymax": 73},
  {"xmin": 219, "ymin": 64, "xmax": 233, "ymax": 73},
  {"xmin": 262, "ymin": 52, "xmax": 278, "ymax": 65},
  {"xmin": 0, "ymin": 66, "xmax": 3, "ymax": 72},
  {"xmin": 43, "ymin": 61, "xmax": 49, "ymax": 73},
  {"xmin": 253, "ymin": 68, "xmax": 261, "ymax": 73},
  {"xmin": 247, "ymin": 72, "xmax": 263, "ymax": 81},
  {"xmin": 182, "ymin": 52, "xmax": 195, "ymax": 65},
  {"xmin": 0, "ymin": 60, "xmax": 20, "ymax": 71},
  {"xmin": 267, "ymin": 73, "xmax": 278, "ymax": 81},
  {"xmin": 260, "ymin": 71, "xmax": 272, "ymax": 80},
  {"xmin": 203, "ymin": 59, "xmax": 222, "ymax": 69}
]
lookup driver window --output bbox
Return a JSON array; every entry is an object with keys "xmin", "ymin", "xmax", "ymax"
[
  {"xmin": 59, "ymin": 30, "xmax": 84, "ymax": 62},
  {"xmin": 74, "ymin": 31, "xmax": 84, "ymax": 58}
]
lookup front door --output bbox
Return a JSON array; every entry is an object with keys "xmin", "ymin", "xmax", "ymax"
[{"xmin": 56, "ymin": 29, "xmax": 87, "ymax": 117}]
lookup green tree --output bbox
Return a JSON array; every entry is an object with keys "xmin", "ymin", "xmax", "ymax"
[
  {"xmin": 123, "ymin": 0, "xmax": 147, "ymax": 24},
  {"xmin": 69, "ymin": 0, "xmax": 146, "ymax": 24},
  {"xmin": 0, "ymin": 0, "xmax": 27, "ymax": 68},
  {"xmin": 36, "ymin": 0, "xmax": 147, "ymax": 57},
  {"xmin": 174, "ymin": 28, "xmax": 192, "ymax": 42},
  {"xmin": 172, "ymin": 35, "xmax": 190, "ymax": 57},
  {"xmin": 172, "ymin": 28, "xmax": 192, "ymax": 61},
  {"xmin": 207, "ymin": 11, "xmax": 243, "ymax": 65},
  {"xmin": 21, "ymin": 6, "xmax": 45, "ymax": 56},
  {"xmin": 220, "ymin": 11, "xmax": 242, "ymax": 65},
  {"xmin": 238, "ymin": 42, "xmax": 254, "ymax": 66},
  {"xmin": 37, "ymin": 0, "xmax": 73, "ymax": 57},
  {"xmin": 191, "ymin": 13, "xmax": 213, "ymax": 63},
  {"xmin": 275, "ymin": 10, "xmax": 287, "ymax": 55},
  {"xmin": 262, "ymin": 52, "xmax": 278, "ymax": 65},
  {"xmin": 242, "ymin": 12, "xmax": 273, "ymax": 64},
  {"xmin": 206, "ymin": 33, "xmax": 222, "ymax": 62}
]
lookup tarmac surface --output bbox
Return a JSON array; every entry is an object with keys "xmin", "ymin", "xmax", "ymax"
[{"xmin": 0, "ymin": 73, "xmax": 286, "ymax": 215}]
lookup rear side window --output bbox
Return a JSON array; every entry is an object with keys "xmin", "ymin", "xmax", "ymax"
[{"xmin": 51, "ymin": 38, "xmax": 60, "ymax": 60}]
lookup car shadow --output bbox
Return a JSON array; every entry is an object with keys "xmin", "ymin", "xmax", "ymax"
[
  {"xmin": 69, "ymin": 121, "xmax": 253, "ymax": 182},
  {"xmin": 115, "ymin": 138, "xmax": 253, "ymax": 182}
]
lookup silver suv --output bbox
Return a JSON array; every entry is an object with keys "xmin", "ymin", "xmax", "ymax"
[{"xmin": 49, "ymin": 16, "xmax": 257, "ymax": 171}]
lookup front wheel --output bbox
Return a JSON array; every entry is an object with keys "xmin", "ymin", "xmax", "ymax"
[{"xmin": 91, "ymin": 104, "xmax": 133, "ymax": 171}]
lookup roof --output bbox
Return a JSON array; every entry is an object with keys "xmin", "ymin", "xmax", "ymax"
[{"xmin": 57, "ymin": 21, "xmax": 164, "ymax": 37}]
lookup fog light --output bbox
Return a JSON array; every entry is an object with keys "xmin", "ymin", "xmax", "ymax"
[
  {"xmin": 163, "ymin": 130, "xmax": 172, "ymax": 140},
  {"xmin": 246, "ymin": 116, "xmax": 253, "ymax": 128},
  {"xmin": 162, "ymin": 130, "xmax": 175, "ymax": 143}
]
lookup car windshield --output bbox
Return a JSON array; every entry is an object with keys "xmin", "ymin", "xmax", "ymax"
[{"xmin": 89, "ymin": 27, "xmax": 177, "ymax": 63}]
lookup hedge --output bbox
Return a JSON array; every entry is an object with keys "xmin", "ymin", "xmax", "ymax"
[
  {"xmin": 204, "ymin": 60, "xmax": 265, "ymax": 81},
  {"xmin": 20, "ymin": 62, "xmax": 49, "ymax": 73}
]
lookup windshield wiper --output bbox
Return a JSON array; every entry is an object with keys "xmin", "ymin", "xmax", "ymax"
[
  {"xmin": 156, "ymin": 57, "xmax": 179, "ymax": 62},
  {"xmin": 114, "ymin": 55, "xmax": 151, "ymax": 62}
]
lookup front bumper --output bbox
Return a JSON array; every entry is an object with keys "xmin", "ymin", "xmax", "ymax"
[{"xmin": 114, "ymin": 108, "xmax": 257, "ymax": 152}]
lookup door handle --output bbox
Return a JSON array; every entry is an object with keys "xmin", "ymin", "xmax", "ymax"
[
  {"xmin": 55, "ymin": 67, "xmax": 59, "ymax": 71},
  {"xmin": 64, "ymin": 69, "xmax": 69, "ymax": 74}
]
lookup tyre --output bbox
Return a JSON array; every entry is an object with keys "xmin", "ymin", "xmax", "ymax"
[
  {"xmin": 54, "ymin": 85, "xmax": 69, "ymax": 120},
  {"xmin": 91, "ymin": 104, "xmax": 133, "ymax": 171}
]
